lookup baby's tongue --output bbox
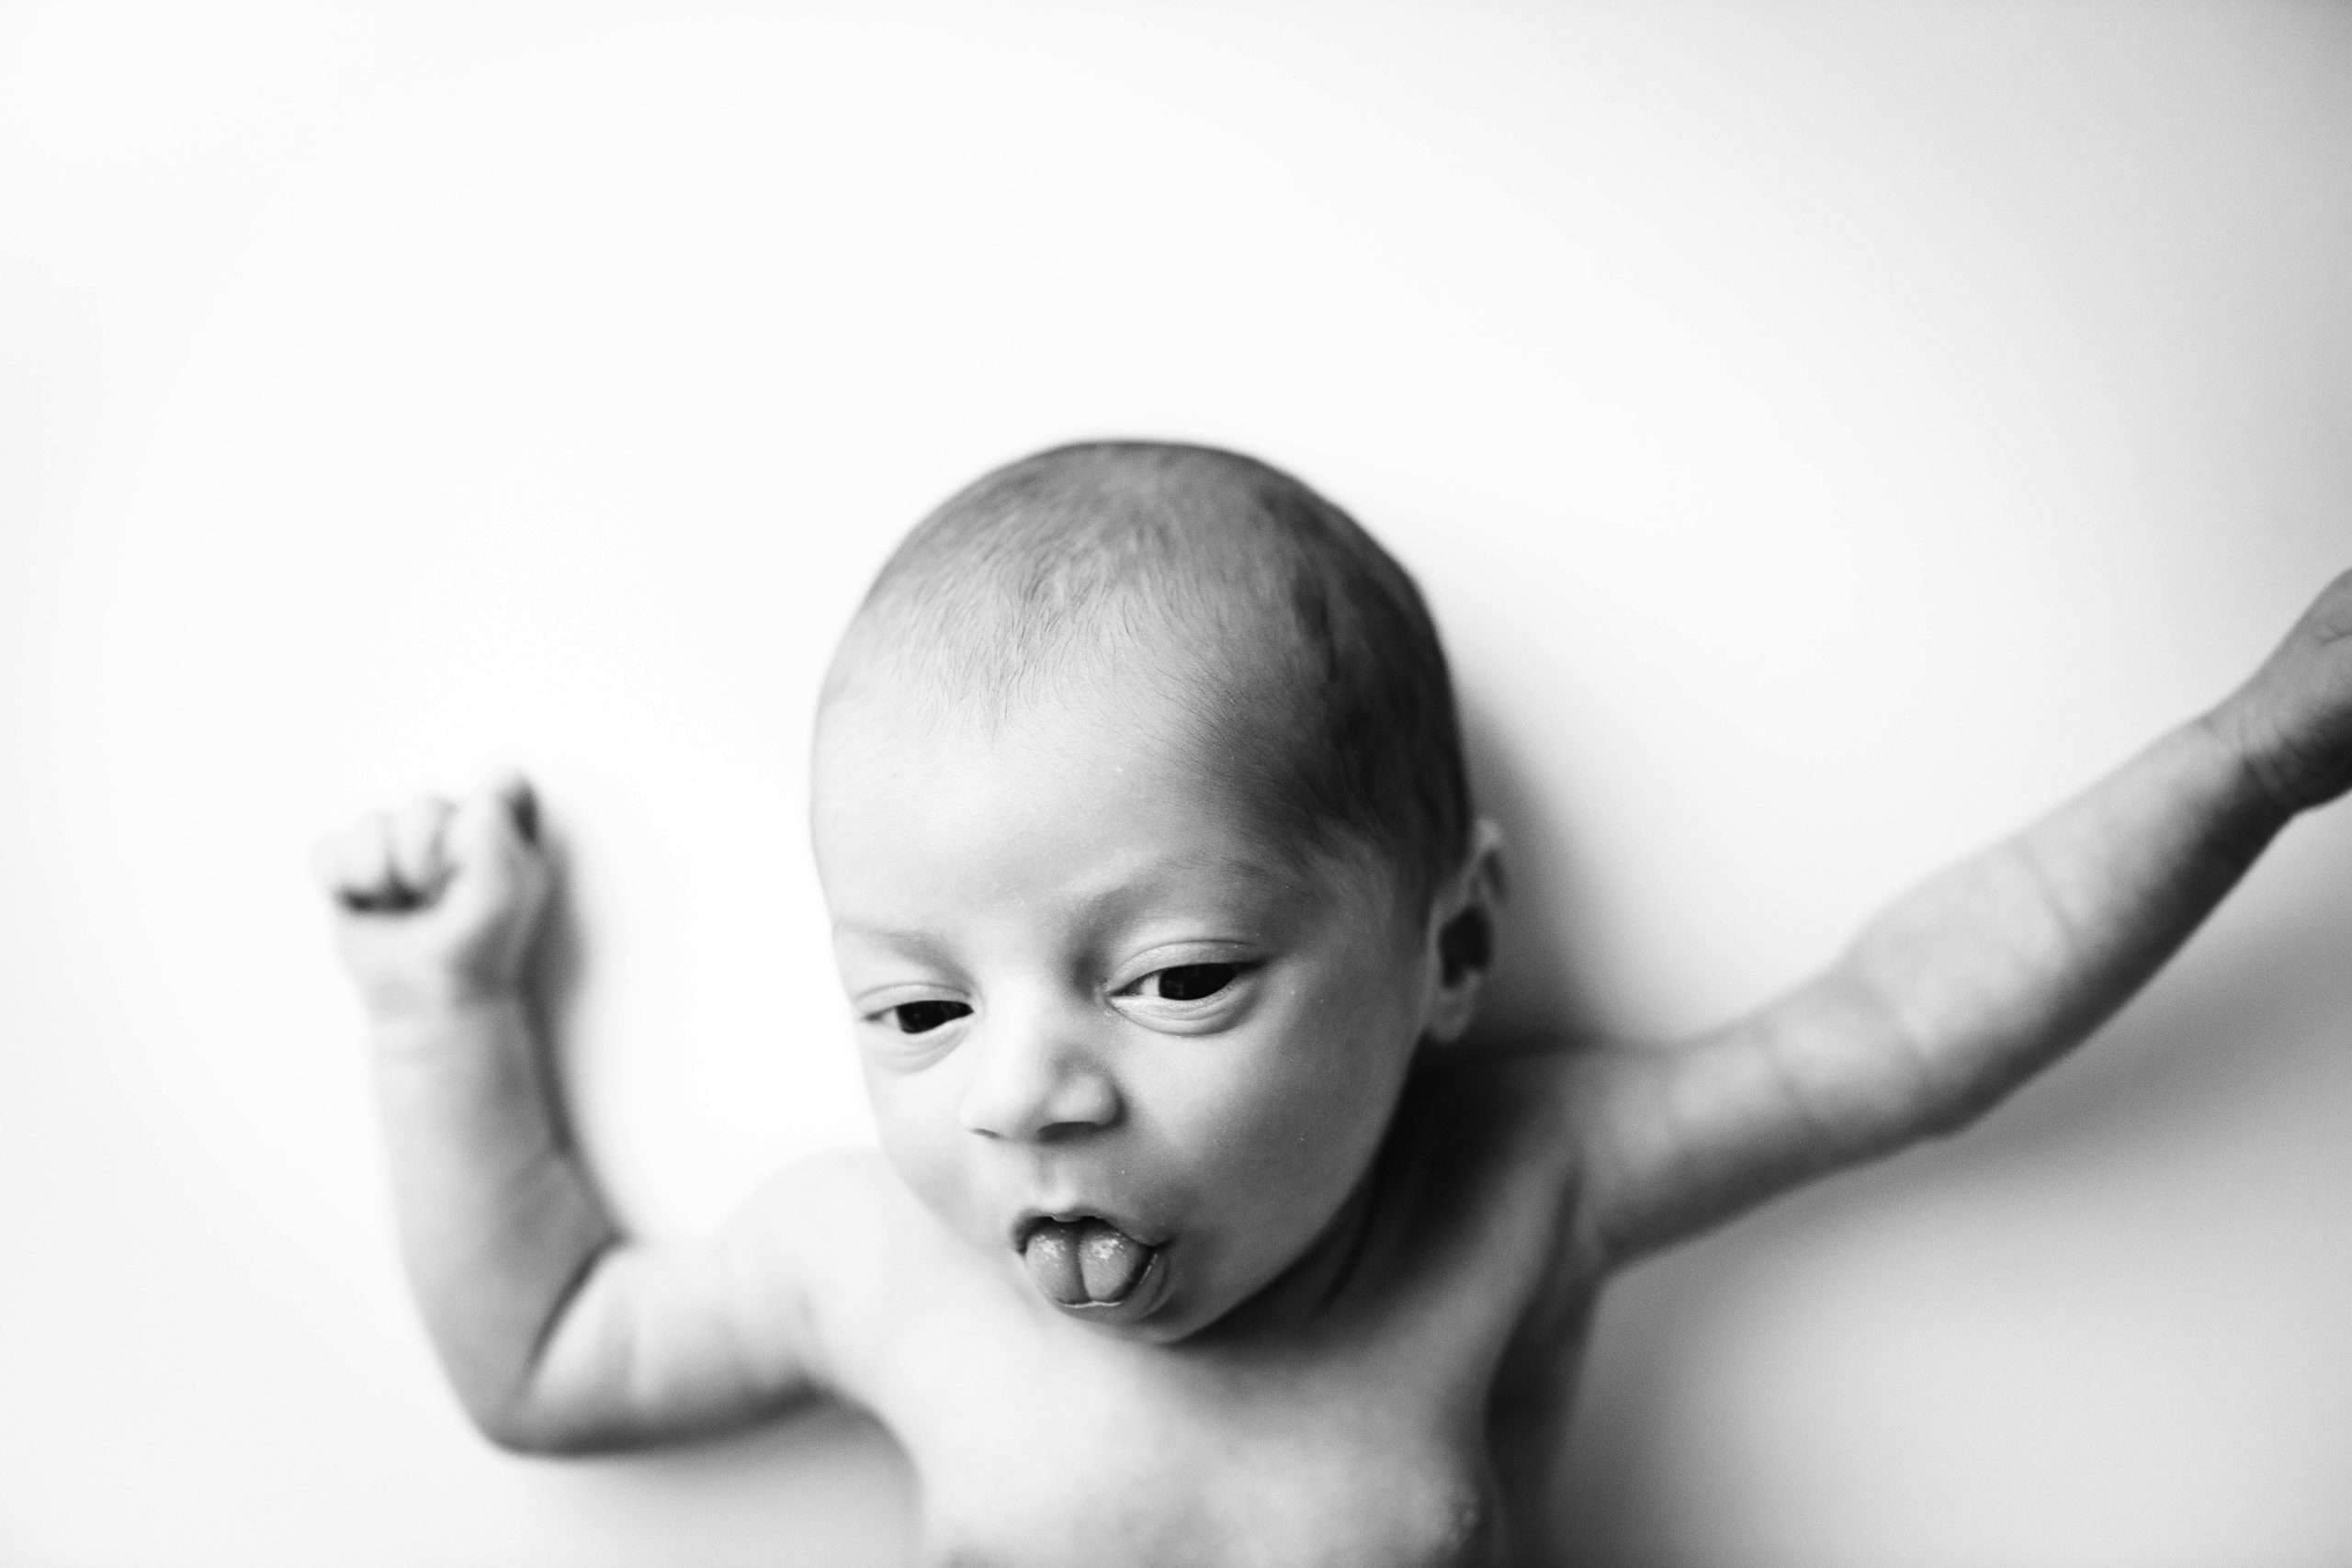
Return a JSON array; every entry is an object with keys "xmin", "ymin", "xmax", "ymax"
[{"xmin": 1023, "ymin": 1218, "xmax": 1151, "ymax": 1306}]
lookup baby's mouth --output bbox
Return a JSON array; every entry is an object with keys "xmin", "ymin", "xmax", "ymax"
[{"xmin": 1019, "ymin": 1215, "xmax": 1158, "ymax": 1307}]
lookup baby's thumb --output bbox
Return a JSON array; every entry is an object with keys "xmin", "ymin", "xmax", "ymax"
[
  {"xmin": 441, "ymin": 773, "xmax": 543, "ymax": 892},
  {"xmin": 491, "ymin": 773, "xmax": 538, "ymax": 847}
]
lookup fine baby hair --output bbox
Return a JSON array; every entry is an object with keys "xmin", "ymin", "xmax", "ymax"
[{"xmin": 827, "ymin": 440, "xmax": 1476, "ymax": 911}]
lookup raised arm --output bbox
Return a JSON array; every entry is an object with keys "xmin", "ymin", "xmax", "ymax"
[
  {"xmin": 317, "ymin": 778, "xmax": 833, "ymax": 1451},
  {"xmin": 1568, "ymin": 570, "xmax": 2352, "ymax": 1269}
]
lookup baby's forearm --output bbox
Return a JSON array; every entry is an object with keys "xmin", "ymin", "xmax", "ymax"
[
  {"xmin": 1833, "ymin": 710, "xmax": 2282, "ymax": 1140},
  {"xmin": 369, "ymin": 992, "xmax": 619, "ymax": 1443},
  {"xmin": 1576, "ymin": 696, "xmax": 2301, "ymax": 1264}
]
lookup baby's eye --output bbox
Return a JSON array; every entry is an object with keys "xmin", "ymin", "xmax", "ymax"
[
  {"xmin": 1136, "ymin": 964, "xmax": 1241, "ymax": 1002},
  {"xmin": 888, "ymin": 999, "xmax": 972, "ymax": 1034}
]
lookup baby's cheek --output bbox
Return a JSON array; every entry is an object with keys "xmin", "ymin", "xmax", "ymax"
[
  {"xmin": 1237, "ymin": 1013, "xmax": 1408, "ymax": 1190},
  {"xmin": 1286, "ymin": 983, "xmax": 1420, "ymax": 1153},
  {"xmin": 868, "ymin": 1088, "xmax": 972, "ymax": 1227}
]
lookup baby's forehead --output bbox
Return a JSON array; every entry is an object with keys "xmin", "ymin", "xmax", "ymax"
[
  {"xmin": 813, "ymin": 651, "xmax": 1253, "ymax": 801},
  {"xmin": 817, "ymin": 648, "xmax": 1335, "ymax": 828},
  {"xmin": 812, "ymin": 668, "xmax": 1395, "ymax": 919},
  {"xmin": 821, "ymin": 603, "xmax": 1297, "ymax": 758}
]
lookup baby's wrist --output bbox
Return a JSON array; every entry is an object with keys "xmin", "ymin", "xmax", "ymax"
[
  {"xmin": 362, "ymin": 980, "xmax": 532, "ymax": 1048},
  {"xmin": 2197, "ymin": 687, "xmax": 2312, "ymax": 831}
]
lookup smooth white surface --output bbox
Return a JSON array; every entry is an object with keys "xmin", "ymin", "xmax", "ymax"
[{"xmin": 4, "ymin": 4, "xmax": 2348, "ymax": 1563}]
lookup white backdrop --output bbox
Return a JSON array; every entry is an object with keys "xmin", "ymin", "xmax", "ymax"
[{"xmin": 5, "ymin": 4, "xmax": 2349, "ymax": 1564}]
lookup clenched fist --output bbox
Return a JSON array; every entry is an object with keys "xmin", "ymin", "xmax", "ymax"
[{"xmin": 314, "ymin": 773, "xmax": 552, "ymax": 1018}]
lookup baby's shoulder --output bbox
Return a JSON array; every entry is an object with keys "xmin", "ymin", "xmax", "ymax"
[
  {"xmin": 755, "ymin": 1142, "xmax": 910, "ymax": 1217},
  {"xmin": 754, "ymin": 1144, "xmax": 963, "ymax": 1281},
  {"xmin": 737, "ymin": 1145, "xmax": 968, "ymax": 1369}
]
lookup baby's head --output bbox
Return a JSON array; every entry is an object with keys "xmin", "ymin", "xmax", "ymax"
[{"xmin": 813, "ymin": 442, "xmax": 1499, "ymax": 1340}]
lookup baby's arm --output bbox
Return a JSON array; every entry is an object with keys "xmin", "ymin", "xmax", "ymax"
[
  {"xmin": 1568, "ymin": 570, "xmax": 2352, "ymax": 1268},
  {"xmin": 316, "ymin": 778, "xmax": 834, "ymax": 1451}
]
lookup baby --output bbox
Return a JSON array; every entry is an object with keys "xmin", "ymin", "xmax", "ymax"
[{"xmin": 318, "ymin": 443, "xmax": 2352, "ymax": 1565}]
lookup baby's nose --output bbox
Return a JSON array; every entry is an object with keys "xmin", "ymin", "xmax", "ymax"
[{"xmin": 956, "ymin": 1003, "xmax": 1119, "ymax": 1144}]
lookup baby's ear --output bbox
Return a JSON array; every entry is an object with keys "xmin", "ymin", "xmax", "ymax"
[{"xmin": 1423, "ymin": 818, "xmax": 1505, "ymax": 1045}]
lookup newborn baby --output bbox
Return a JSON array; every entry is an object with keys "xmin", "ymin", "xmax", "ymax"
[{"xmin": 318, "ymin": 442, "xmax": 2352, "ymax": 1564}]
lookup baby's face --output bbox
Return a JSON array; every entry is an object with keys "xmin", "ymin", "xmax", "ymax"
[{"xmin": 813, "ymin": 670, "xmax": 1438, "ymax": 1343}]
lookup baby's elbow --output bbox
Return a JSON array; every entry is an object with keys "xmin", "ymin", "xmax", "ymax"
[
  {"xmin": 1906, "ymin": 1053, "xmax": 2021, "ymax": 1143},
  {"xmin": 461, "ymin": 1386, "xmax": 606, "ymax": 1458},
  {"xmin": 468, "ymin": 1381, "xmax": 830, "ymax": 1458},
  {"xmin": 476, "ymin": 1409, "xmax": 652, "ymax": 1458},
  {"xmin": 467, "ymin": 1403, "xmax": 558, "ymax": 1457}
]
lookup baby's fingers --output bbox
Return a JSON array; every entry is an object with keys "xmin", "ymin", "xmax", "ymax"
[
  {"xmin": 314, "ymin": 795, "xmax": 465, "ymax": 913},
  {"xmin": 442, "ymin": 774, "xmax": 537, "ymax": 863},
  {"xmin": 437, "ymin": 774, "xmax": 548, "ymax": 911},
  {"xmin": 315, "ymin": 777, "xmax": 549, "ymax": 1007},
  {"xmin": 495, "ymin": 773, "xmax": 538, "ymax": 847},
  {"xmin": 385, "ymin": 795, "xmax": 455, "ymax": 904},
  {"xmin": 314, "ymin": 810, "xmax": 407, "ymax": 911}
]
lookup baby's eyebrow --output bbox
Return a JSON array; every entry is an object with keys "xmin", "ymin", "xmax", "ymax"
[
  {"xmin": 1071, "ymin": 852, "xmax": 1311, "ymax": 925},
  {"xmin": 829, "ymin": 923, "xmax": 958, "ymax": 965},
  {"xmin": 831, "ymin": 855, "xmax": 1306, "ymax": 953}
]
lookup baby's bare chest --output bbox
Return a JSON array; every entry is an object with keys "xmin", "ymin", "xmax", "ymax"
[
  {"xmin": 906, "ymin": 1347, "xmax": 1509, "ymax": 1568},
  {"xmin": 873, "ymin": 1242, "xmax": 1595, "ymax": 1565}
]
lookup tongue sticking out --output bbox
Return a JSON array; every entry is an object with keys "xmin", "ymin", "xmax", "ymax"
[{"xmin": 1023, "ymin": 1218, "xmax": 1153, "ymax": 1307}]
